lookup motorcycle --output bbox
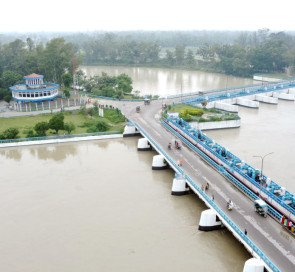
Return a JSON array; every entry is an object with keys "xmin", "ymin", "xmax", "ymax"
[
  {"xmin": 168, "ymin": 143, "xmax": 172, "ymax": 150},
  {"xmin": 227, "ymin": 200, "xmax": 234, "ymax": 211}
]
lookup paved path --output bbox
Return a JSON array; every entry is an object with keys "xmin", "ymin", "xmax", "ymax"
[{"xmin": 120, "ymin": 99, "xmax": 295, "ymax": 272}]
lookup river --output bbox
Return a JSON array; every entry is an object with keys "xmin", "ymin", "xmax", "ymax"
[{"xmin": 2, "ymin": 65, "xmax": 294, "ymax": 271}]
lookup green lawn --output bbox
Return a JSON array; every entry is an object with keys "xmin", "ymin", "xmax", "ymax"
[{"xmin": 0, "ymin": 110, "xmax": 127, "ymax": 138}]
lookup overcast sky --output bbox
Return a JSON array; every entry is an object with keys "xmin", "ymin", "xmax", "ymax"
[{"xmin": 1, "ymin": 0, "xmax": 294, "ymax": 32}]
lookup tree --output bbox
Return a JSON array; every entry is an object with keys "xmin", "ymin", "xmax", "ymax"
[
  {"xmin": 43, "ymin": 38, "xmax": 75, "ymax": 83},
  {"xmin": 95, "ymin": 120, "xmax": 110, "ymax": 132},
  {"xmin": 185, "ymin": 49, "xmax": 195, "ymax": 68},
  {"xmin": 48, "ymin": 113, "xmax": 64, "ymax": 134},
  {"xmin": 63, "ymin": 89, "xmax": 70, "ymax": 98},
  {"xmin": 62, "ymin": 73, "xmax": 73, "ymax": 88},
  {"xmin": 1, "ymin": 70, "xmax": 23, "ymax": 88},
  {"xmin": 116, "ymin": 73, "xmax": 132, "ymax": 93},
  {"xmin": 34, "ymin": 121, "xmax": 49, "ymax": 136},
  {"xmin": 174, "ymin": 45, "xmax": 185, "ymax": 66},
  {"xmin": 64, "ymin": 122, "xmax": 75, "ymax": 134}
]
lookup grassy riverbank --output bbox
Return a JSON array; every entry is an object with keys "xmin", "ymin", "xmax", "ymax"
[{"xmin": 0, "ymin": 108, "xmax": 127, "ymax": 138}]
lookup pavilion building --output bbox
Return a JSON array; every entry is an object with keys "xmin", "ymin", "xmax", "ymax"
[{"xmin": 10, "ymin": 73, "xmax": 59, "ymax": 105}]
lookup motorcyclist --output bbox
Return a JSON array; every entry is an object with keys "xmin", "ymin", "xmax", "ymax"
[
  {"xmin": 227, "ymin": 199, "xmax": 234, "ymax": 210},
  {"xmin": 168, "ymin": 142, "xmax": 171, "ymax": 150}
]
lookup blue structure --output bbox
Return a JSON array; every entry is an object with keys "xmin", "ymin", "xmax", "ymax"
[
  {"xmin": 164, "ymin": 116, "xmax": 295, "ymax": 224},
  {"xmin": 10, "ymin": 73, "xmax": 59, "ymax": 105}
]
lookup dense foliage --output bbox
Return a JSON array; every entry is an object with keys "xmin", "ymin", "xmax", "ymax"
[
  {"xmin": 1, "ymin": 29, "xmax": 295, "ymax": 103},
  {"xmin": 78, "ymin": 29, "xmax": 295, "ymax": 77},
  {"xmin": 84, "ymin": 72, "xmax": 133, "ymax": 98},
  {"xmin": 0, "ymin": 37, "xmax": 79, "ymax": 102}
]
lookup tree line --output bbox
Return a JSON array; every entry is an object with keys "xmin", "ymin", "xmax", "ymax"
[
  {"xmin": 0, "ymin": 37, "xmax": 79, "ymax": 102},
  {"xmin": 1, "ymin": 29, "xmax": 295, "ymax": 102}
]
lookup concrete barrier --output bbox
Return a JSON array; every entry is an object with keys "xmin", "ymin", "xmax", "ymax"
[
  {"xmin": 236, "ymin": 98, "xmax": 259, "ymax": 108},
  {"xmin": 190, "ymin": 119, "xmax": 240, "ymax": 130},
  {"xmin": 214, "ymin": 102, "xmax": 238, "ymax": 113},
  {"xmin": 0, "ymin": 134, "xmax": 123, "ymax": 148},
  {"xmin": 255, "ymin": 94, "xmax": 278, "ymax": 104},
  {"xmin": 273, "ymin": 92, "xmax": 295, "ymax": 101}
]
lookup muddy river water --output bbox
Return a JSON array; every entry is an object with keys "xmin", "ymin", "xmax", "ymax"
[{"xmin": 1, "ymin": 66, "xmax": 294, "ymax": 271}]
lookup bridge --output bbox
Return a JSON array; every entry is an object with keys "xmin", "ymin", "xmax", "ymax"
[{"xmin": 120, "ymin": 79, "xmax": 295, "ymax": 272}]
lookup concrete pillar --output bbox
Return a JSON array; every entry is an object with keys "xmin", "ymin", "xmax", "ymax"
[
  {"xmin": 198, "ymin": 209, "xmax": 223, "ymax": 231},
  {"xmin": 273, "ymin": 92, "xmax": 295, "ymax": 100},
  {"xmin": 171, "ymin": 173, "xmax": 189, "ymax": 196},
  {"xmin": 243, "ymin": 258, "xmax": 264, "ymax": 272},
  {"xmin": 123, "ymin": 124, "xmax": 140, "ymax": 137},
  {"xmin": 255, "ymin": 94, "xmax": 278, "ymax": 104},
  {"xmin": 214, "ymin": 101, "xmax": 238, "ymax": 113},
  {"xmin": 152, "ymin": 154, "xmax": 168, "ymax": 170},
  {"xmin": 236, "ymin": 98, "xmax": 259, "ymax": 108},
  {"xmin": 137, "ymin": 138, "xmax": 152, "ymax": 151}
]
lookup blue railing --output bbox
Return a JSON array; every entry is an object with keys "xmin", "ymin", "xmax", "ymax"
[
  {"xmin": 181, "ymin": 79, "xmax": 295, "ymax": 105},
  {"xmin": 185, "ymin": 174, "xmax": 280, "ymax": 272},
  {"xmin": 87, "ymin": 93, "xmax": 158, "ymax": 102},
  {"xmin": 0, "ymin": 131, "xmax": 122, "ymax": 144},
  {"xmin": 134, "ymin": 121, "xmax": 280, "ymax": 272},
  {"xmin": 161, "ymin": 120, "xmax": 282, "ymax": 221},
  {"xmin": 166, "ymin": 116, "xmax": 295, "ymax": 216},
  {"xmin": 134, "ymin": 122, "xmax": 184, "ymax": 175}
]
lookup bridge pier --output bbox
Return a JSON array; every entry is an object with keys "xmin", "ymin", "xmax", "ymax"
[
  {"xmin": 152, "ymin": 154, "xmax": 168, "ymax": 170},
  {"xmin": 243, "ymin": 258, "xmax": 264, "ymax": 272},
  {"xmin": 235, "ymin": 98, "xmax": 259, "ymax": 108},
  {"xmin": 171, "ymin": 173, "xmax": 189, "ymax": 196},
  {"xmin": 214, "ymin": 101, "xmax": 239, "ymax": 113},
  {"xmin": 137, "ymin": 138, "xmax": 152, "ymax": 151},
  {"xmin": 198, "ymin": 209, "xmax": 223, "ymax": 231},
  {"xmin": 123, "ymin": 122, "xmax": 141, "ymax": 137},
  {"xmin": 255, "ymin": 94, "xmax": 278, "ymax": 104},
  {"xmin": 272, "ymin": 91, "xmax": 295, "ymax": 100}
]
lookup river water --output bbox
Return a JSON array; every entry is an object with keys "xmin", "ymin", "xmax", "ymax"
[{"xmin": 2, "ymin": 66, "xmax": 294, "ymax": 271}]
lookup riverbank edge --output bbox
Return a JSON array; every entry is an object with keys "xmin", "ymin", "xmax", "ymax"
[{"xmin": 0, "ymin": 134, "xmax": 123, "ymax": 148}]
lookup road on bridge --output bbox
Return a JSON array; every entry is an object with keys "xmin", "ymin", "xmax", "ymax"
[{"xmin": 120, "ymin": 99, "xmax": 295, "ymax": 272}]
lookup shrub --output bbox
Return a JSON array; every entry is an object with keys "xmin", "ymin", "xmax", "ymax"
[
  {"xmin": 209, "ymin": 116, "xmax": 222, "ymax": 121},
  {"xmin": 64, "ymin": 122, "xmax": 76, "ymax": 134},
  {"xmin": 199, "ymin": 118, "xmax": 208, "ymax": 122},
  {"xmin": 0, "ymin": 128, "xmax": 19, "ymax": 139},
  {"xmin": 188, "ymin": 108, "xmax": 204, "ymax": 116},
  {"xmin": 87, "ymin": 120, "xmax": 110, "ymax": 132},
  {"xmin": 34, "ymin": 121, "xmax": 49, "ymax": 136}
]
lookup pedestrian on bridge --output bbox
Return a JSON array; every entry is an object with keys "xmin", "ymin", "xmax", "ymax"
[{"xmin": 244, "ymin": 229, "xmax": 247, "ymax": 236}]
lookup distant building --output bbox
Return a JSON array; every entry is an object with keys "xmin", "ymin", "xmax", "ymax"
[{"xmin": 10, "ymin": 73, "xmax": 59, "ymax": 105}]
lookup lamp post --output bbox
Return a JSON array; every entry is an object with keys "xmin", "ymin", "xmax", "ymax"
[{"xmin": 253, "ymin": 152, "xmax": 274, "ymax": 197}]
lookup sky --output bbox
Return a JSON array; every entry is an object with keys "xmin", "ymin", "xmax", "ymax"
[{"xmin": 1, "ymin": 0, "xmax": 295, "ymax": 33}]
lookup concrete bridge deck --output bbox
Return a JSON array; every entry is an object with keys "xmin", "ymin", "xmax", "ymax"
[{"xmin": 121, "ymin": 99, "xmax": 295, "ymax": 272}]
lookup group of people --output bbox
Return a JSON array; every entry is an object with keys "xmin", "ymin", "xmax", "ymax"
[{"xmin": 281, "ymin": 215, "xmax": 295, "ymax": 232}]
